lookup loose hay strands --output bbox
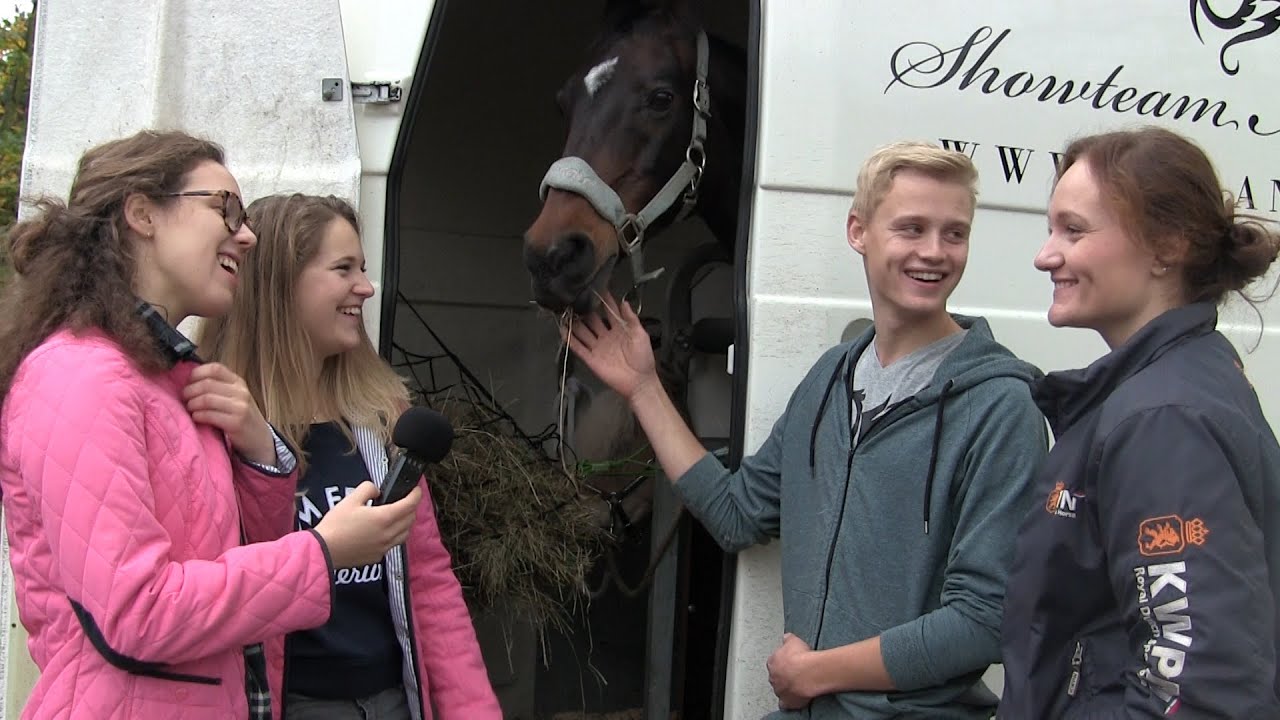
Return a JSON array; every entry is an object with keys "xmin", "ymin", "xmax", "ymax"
[
  {"xmin": 424, "ymin": 391, "xmax": 605, "ymax": 637},
  {"xmin": 391, "ymin": 293, "xmax": 606, "ymax": 638},
  {"xmin": 558, "ymin": 307, "xmax": 575, "ymax": 477},
  {"xmin": 391, "ymin": 292, "xmax": 692, "ymax": 642}
]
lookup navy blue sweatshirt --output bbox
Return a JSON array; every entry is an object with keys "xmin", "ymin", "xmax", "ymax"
[{"xmin": 285, "ymin": 422, "xmax": 402, "ymax": 699}]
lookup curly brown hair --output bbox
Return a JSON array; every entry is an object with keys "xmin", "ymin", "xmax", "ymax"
[{"xmin": 0, "ymin": 130, "xmax": 225, "ymax": 407}]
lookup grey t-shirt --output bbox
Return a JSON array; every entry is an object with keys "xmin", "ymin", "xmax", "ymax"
[{"xmin": 850, "ymin": 330, "xmax": 968, "ymax": 447}]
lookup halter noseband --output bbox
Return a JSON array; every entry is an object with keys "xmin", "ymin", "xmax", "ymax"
[{"xmin": 538, "ymin": 30, "xmax": 712, "ymax": 289}]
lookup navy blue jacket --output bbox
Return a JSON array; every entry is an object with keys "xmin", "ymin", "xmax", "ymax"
[{"xmin": 999, "ymin": 303, "xmax": 1280, "ymax": 718}]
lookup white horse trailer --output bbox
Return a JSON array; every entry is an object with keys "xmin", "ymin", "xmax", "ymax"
[{"xmin": 4, "ymin": 1, "xmax": 1278, "ymax": 719}]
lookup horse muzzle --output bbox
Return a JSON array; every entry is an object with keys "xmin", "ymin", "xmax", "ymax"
[{"xmin": 523, "ymin": 233, "xmax": 615, "ymax": 314}]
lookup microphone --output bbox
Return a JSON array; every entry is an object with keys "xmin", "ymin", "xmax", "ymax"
[{"xmin": 378, "ymin": 407, "xmax": 454, "ymax": 505}]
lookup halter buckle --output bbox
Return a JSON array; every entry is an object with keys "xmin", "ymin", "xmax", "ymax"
[
  {"xmin": 619, "ymin": 215, "xmax": 643, "ymax": 254},
  {"xmin": 693, "ymin": 78, "xmax": 711, "ymax": 116}
]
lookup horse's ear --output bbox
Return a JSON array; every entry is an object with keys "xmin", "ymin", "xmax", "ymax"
[
  {"xmin": 602, "ymin": 0, "xmax": 650, "ymax": 28},
  {"xmin": 666, "ymin": 0, "xmax": 705, "ymax": 24},
  {"xmin": 603, "ymin": 0, "xmax": 703, "ymax": 28}
]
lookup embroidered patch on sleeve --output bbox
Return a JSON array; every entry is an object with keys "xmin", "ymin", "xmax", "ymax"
[
  {"xmin": 1045, "ymin": 481, "xmax": 1084, "ymax": 519},
  {"xmin": 1138, "ymin": 515, "xmax": 1209, "ymax": 557}
]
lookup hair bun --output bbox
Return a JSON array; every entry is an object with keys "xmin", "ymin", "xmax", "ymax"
[{"xmin": 1220, "ymin": 220, "xmax": 1280, "ymax": 292}]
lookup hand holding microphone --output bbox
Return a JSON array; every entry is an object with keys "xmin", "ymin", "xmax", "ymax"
[
  {"xmin": 379, "ymin": 406, "xmax": 453, "ymax": 505},
  {"xmin": 312, "ymin": 408, "xmax": 452, "ymax": 569}
]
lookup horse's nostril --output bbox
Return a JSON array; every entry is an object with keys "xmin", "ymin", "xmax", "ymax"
[{"xmin": 544, "ymin": 232, "xmax": 592, "ymax": 274}]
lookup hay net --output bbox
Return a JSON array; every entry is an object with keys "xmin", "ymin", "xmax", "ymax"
[{"xmin": 389, "ymin": 293, "xmax": 605, "ymax": 634}]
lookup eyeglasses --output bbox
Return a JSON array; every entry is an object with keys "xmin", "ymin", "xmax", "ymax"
[{"xmin": 157, "ymin": 190, "xmax": 249, "ymax": 234}]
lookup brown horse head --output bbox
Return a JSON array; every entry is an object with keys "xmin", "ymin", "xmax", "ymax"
[{"xmin": 523, "ymin": 0, "xmax": 710, "ymax": 314}]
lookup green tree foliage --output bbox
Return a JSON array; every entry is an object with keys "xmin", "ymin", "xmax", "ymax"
[{"xmin": 0, "ymin": 3, "xmax": 33, "ymax": 284}]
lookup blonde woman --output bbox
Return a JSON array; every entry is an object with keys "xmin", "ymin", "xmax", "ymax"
[{"xmin": 200, "ymin": 194, "xmax": 500, "ymax": 720}]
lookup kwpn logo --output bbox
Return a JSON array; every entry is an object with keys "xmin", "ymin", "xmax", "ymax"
[
  {"xmin": 1138, "ymin": 515, "xmax": 1210, "ymax": 557},
  {"xmin": 1045, "ymin": 481, "xmax": 1083, "ymax": 519}
]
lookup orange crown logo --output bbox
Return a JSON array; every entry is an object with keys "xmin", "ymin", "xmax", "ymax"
[{"xmin": 1138, "ymin": 515, "xmax": 1209, "ymax": 557}]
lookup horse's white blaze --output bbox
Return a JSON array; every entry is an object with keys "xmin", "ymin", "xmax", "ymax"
[{"xmin": 584, "ymin": 56, "xmax": 619, "ymax": 96}]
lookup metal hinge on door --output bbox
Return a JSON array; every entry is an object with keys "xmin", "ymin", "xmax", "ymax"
[{"xmin": 321, "ymin": 78, "xmax": 402, "ymax": 104}]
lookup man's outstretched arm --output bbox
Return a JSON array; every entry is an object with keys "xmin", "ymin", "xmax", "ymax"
[{"xmin": 567, "ymin": 293, "xmax": 784, "ymax": 549}]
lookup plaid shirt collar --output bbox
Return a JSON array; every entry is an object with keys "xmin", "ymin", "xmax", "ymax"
[{"xmin": 135, "ymin": 301, "xmax": 201, "ymax": 365}]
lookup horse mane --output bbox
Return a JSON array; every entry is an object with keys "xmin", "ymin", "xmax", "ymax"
[{"xmin": 595, "ymin": 2, "xmax": 700, "ymax": 53}]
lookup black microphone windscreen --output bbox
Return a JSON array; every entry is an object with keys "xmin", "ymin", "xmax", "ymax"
[{"xmin": 392, "ymin": 407, "xmax": 453, "ymax": 463}]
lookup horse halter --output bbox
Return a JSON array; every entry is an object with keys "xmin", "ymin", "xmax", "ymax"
[{"xmin": 539, "ymin": 30, "xmax": 712, "ymax": 290}]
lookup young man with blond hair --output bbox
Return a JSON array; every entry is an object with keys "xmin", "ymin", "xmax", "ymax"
[{"xmin": 566, "ymin": 142, "xmax": 1046, "ymax": 718}]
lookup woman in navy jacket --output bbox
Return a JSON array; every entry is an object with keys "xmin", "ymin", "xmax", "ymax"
[{"xmin": 999, "ymin": 127, "xmax": 1280, "ymax": 718}]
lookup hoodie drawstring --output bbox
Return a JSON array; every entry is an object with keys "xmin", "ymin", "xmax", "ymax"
[
  {"xmin": 809, "ymin": 358, "xmax": 845, "ymax": 471},
  {"xmin": 809, "ymin": 355, "xmax": 956, "ymax": 536},
  {"xmin": 922, "ymin": 379, "xmax": 955, "ymax": 534}
]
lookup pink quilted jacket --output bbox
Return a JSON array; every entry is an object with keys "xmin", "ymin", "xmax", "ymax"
[{"xmin": 0, "ymin": 330, "xmax": 335, "ymax": 719}]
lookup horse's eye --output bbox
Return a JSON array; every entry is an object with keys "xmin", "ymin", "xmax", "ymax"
[{"xmin": 646, "ymin": 89, "xmax": 675, "ymax": 112}]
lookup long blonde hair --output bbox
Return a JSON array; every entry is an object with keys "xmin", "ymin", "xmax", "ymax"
[{"xmin": 198, "ymin": 194, "xmax": 408, "ymax": 467}]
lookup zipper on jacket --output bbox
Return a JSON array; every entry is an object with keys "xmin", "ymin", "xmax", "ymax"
[
  {"xmin": 1067, "ymin": 639, "xmax": 1084, "ymax": 698},
  {"xmin": 812, "ymin": 445, "xmax": 856, "ymax": 648},
  {"xmin": 812, "ymin": 352, "xmax": 889, "ymax": 647},
  {"xmin": 807, "ymin": 351, "xmax": 935, "ymax": 647}
]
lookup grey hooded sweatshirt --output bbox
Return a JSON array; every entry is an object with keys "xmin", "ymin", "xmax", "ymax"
[{"xmin": 677, "ymin": 315, "xmax": 1047, "ymax": 718}]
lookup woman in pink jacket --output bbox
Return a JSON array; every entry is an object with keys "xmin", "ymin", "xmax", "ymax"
[
  {"xmin": 0, "ymin": 131, "xmax": 424, "ymax": 719},
  {"xmin": 199, "ymin": 194, "xmax": 502, "ymax": 720}
]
